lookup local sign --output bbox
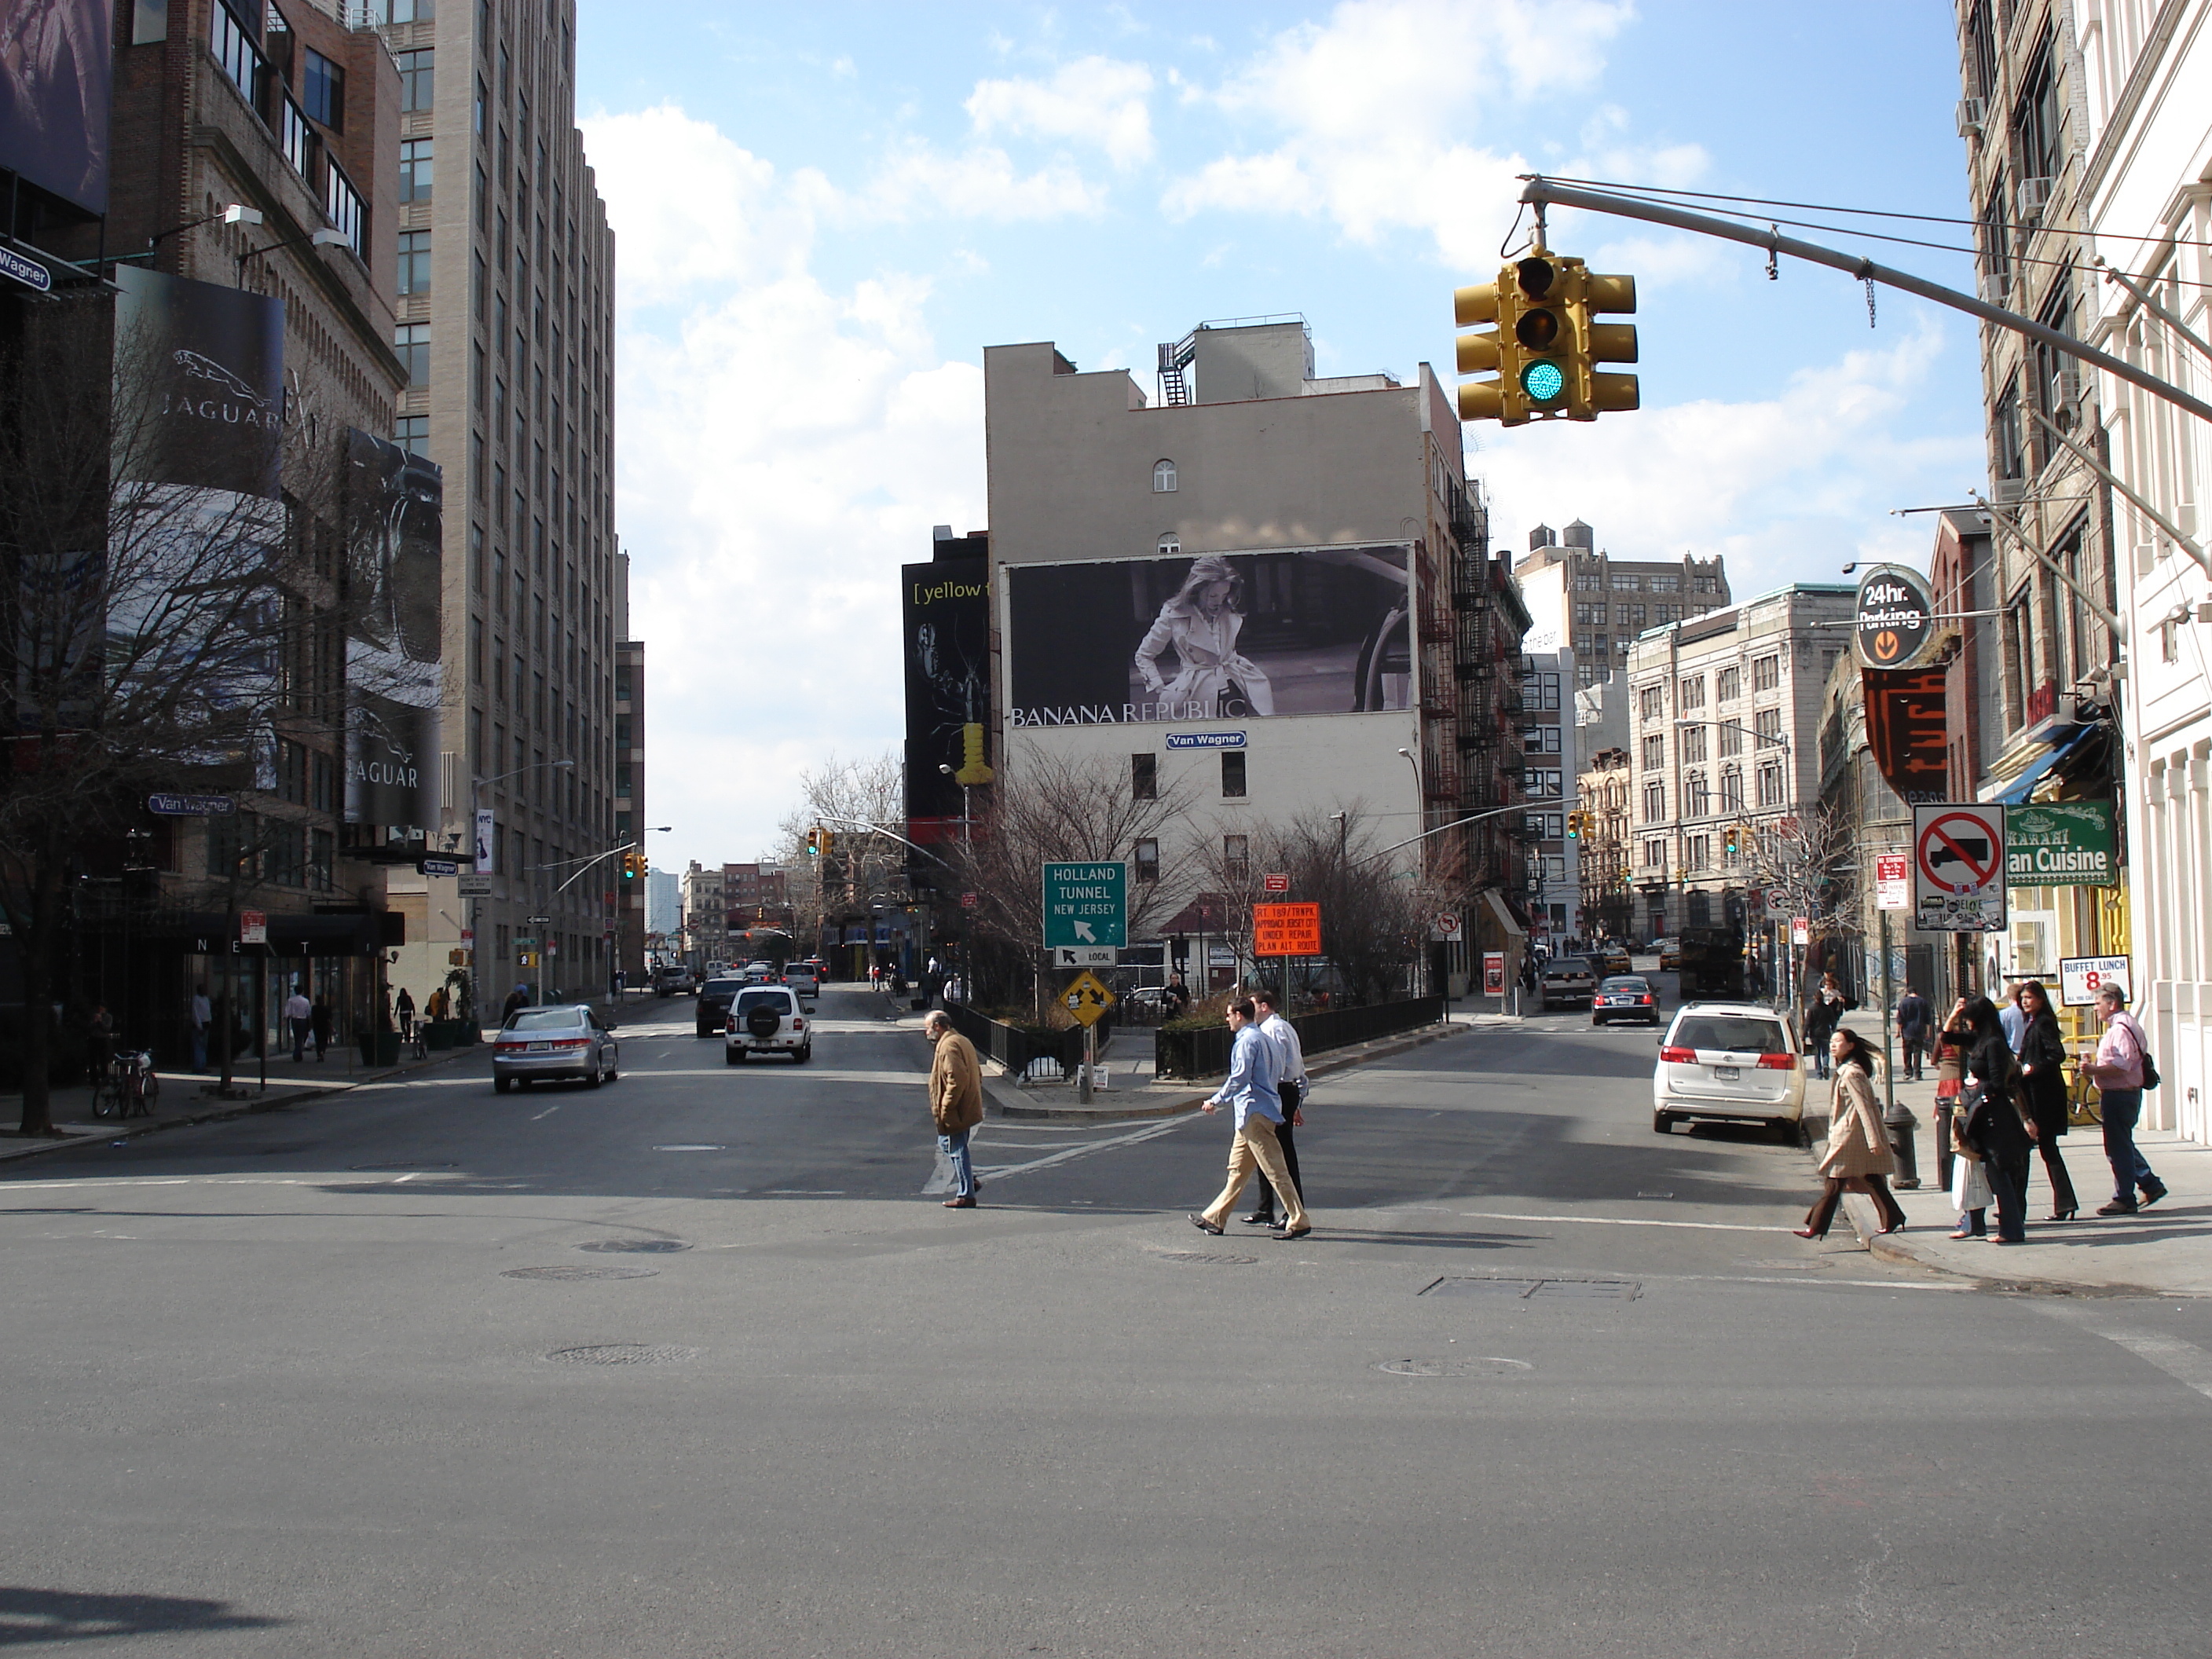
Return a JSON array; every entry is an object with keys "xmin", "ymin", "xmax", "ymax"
[
  {"xmin": 2005, "ymin": 800, "xmax": 2117, "ymax": 887},
  {"xmin": 1914, "ymin": 802, "xmax": 2007, "ymax": 932},
  {"xmin": 1252, "ymin": 902, "xmax": 1322, "ymax": 958},
  {"xmin": 2060, "ymin": 955, "xmax": 2130, "ymax": 1008},
  {"xmin": 1854, "ymin": 565, "xmax": 1939, "ymax": 672},
  {"xmin": 1875, "ymin": 852, "xmax": 1910, "ymax": 911},
  {"xmin": 1042, "ymin": 862, "xmax": 1127, "ymax": 949}
]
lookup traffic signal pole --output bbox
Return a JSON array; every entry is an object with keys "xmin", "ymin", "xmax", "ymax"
[{"xmin": 1516, "ymin": 177, "xmax": 2212, "ymax": 429}]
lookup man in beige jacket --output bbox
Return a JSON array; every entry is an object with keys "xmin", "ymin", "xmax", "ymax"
[{"xmin": 925, "ymin": 1010, "xmax": 986, "ymax": 1209}]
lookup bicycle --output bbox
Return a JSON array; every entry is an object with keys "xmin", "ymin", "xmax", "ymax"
[{"xmin": 91, "ymin": 1050, "xmax": 160, "ymax": 1119}]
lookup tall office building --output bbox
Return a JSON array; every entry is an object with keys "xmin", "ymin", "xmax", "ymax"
[
  {"xmin": 1517, "ymin": 522, "xmax": 1730, "ymax": 687},
  {"xmin": 372, "ymin": 0, "xmax": 620, "ymax": 1007}
]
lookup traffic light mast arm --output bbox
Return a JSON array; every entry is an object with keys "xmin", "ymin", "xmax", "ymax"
[
  {"xmin": 553, "ymin": 840, "xmax": 643, "ymax": 896},
  {"xmin": 814, "ymin": 813, "xmax": 959, "ymax": 875},
  {"xmin": 1518, "ymin": 176, "xmax": 2212, "ymax": 429},
  {"xmin": 1358, "ymin": 801, "xmax": 1533, "ymax": 865}
]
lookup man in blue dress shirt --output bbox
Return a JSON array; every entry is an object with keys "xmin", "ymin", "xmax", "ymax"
[{"xmin": 1190, "ymin": 997, "xmax": 1310, "ymax": 1240}]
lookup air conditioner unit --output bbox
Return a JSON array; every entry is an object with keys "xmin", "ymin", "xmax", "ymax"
[
  {"xmin": 2016, "ymin": 175, "xmax": 2054, "ymax": 219},
  {"xmin": 1994, "ymin": 478, "xmax": 2027, "ymax": 504},
  {"xmin": 1956, "ymin": 97, "xmax": 1986, "ymax": 138},
  {"xmin": 1976, "ymin": 269, "xmax": 2007, "ymax": 307}
]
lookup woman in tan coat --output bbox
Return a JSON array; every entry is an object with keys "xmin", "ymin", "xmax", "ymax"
[{"xmin": 1796, "ymin": 1027, "xmax": 1909, "ymax": 1238}]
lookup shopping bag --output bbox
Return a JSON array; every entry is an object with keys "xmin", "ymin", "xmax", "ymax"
[{"xmin": 1951, "ymin": 1156, "xmax": 1993, "ymax": 1213}]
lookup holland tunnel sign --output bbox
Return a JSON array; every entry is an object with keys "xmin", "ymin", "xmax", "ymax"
[{"xmin": 1042, "ymin": 862, "xmax": 1127, "ymax": 950}]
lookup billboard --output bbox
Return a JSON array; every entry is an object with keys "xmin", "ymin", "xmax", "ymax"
[
  {"xmin": 1005, "ymin": 544, "xmax": 1412, "ymax": 728},
  {"xmin": 342, "ymin": 429, "xmax": 443, "ymax": 831},
  {"xmin": 0, "ymin": 0, "xmax": 112, "ymax": 214},
  {"xmin": 902, "ymin": 558, "xmax": 992, "ymax": 844},
  {"xmin": 113, "ymin": 267, "xmax": 285, "ymax": 498}
]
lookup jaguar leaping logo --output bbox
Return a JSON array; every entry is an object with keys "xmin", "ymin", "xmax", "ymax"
[{"xmin": 174, "ymin": 350, "xmax": 268, "ymax": 407}]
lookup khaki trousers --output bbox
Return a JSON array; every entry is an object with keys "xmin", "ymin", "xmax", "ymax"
[{"xmin": 1201, "ymin": 1115, "xmax": 1309, "ymax": 1232}]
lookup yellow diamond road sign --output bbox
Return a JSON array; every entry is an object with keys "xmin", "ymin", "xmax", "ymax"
[{"xmin": 1061, "ymin": 970, "xmax": 1116, "ymax": 1027}]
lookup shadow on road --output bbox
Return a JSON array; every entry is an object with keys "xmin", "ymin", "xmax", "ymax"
[{"xmin": 0, "ymin": 1587, "xmax": 284, "ymax": 1645}]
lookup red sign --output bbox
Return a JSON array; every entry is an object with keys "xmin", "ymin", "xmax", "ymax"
[
  {"xmin": 1482, "ymin": 950, "xmax": 1505, "ymax": 994},
  {"xmin": 1862, "ymin": 665, "xmax": 1950, "ymax": 804},
  {"xmin": 239, "ymin": 909, "xmax": 266, "ymax": 946},
  {"xmin": 1917, "ymin": 809, "xmax": 2001, "ymax": 895},
  {"xmin": 961, "ymin": 892, "xmax": 977, "ymax": 909},
  {"xmin": 1252, "ymin": 902, "xmax": 1322, "ymax": 958},
  {"xmin": 1262, "ymin": 872, "xmax": 1290, "ymax": 893}
]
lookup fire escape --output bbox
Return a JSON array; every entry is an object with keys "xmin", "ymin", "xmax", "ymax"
[{"xmin": 1444, "ymin": 478, "xmax": 1522, "ymax": 888}]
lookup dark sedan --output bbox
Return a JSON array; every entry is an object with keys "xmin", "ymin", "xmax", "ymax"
[
  {"xmin": 1591, "ymin": 974, "xmax": 1663, "ymax": 1027},
  {"xmin": 695, "ymin": 976, "xmax": 746, "ymax": 1038}
]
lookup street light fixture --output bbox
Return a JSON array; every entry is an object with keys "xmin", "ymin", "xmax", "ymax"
[{"xmin": 468, "ymin": 758, "xmax": 577, "ymax": 1014}]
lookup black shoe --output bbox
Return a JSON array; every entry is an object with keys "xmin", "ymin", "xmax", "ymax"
[
  {"xmin": 1240, "ymin": 1211, "xmax": 1276, "ymax": 1226},
  {"xmin": 2097, "ymin": 1199, "xmax": 2139, "ymax": 1216},
  {"xmin": 1188, "ymin": 1214, "xmax": 1224, "ymax": 1236},
  {"xmin": 1273, "ymin": 1225, "xmax": 1312, "ymax": 1241},
  {"xmin": 2140, "ymin": 1181, "xmax": 2169, "ymax": 1209}
]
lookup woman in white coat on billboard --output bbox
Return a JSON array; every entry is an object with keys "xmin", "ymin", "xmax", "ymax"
[{"xmin": 1133, "ymin": 556, "xmax": 1276, "ymax": 718}]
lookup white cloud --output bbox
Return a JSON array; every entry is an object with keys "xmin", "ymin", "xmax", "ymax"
[
  {"xmin": 966, "ymin": 56, "xmax": 1157, "ymax": 168},
  {"xmin": 848, "ymin": 141, "xmax": 1108, "ymax": 222}
]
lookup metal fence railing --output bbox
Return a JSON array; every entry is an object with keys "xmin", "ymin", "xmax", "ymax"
[
  {"xmin": 1154, "ymin": 996, "xmax": 1448, "ymax": 1081},
  {"xmin": 941, "ymin": 1002, "xmax": 1086, "ymax": 1082}
]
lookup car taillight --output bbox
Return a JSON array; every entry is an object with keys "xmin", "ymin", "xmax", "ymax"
[
  {"xmin": 495, "ymin": 1040, "xmax": 524, "ymax": 1053},
  {"xmin": 551, "ymin": 1037, "xmax": 591, "ymax": 1049},
  {"xmin": 1757, "ymin": 1053, "xmax": 1796, "ymax": 1070},
  {"xmin": 1660, "ymin": 1046, "xmax": 1695, "ymax": 1064},
  {"xmin": 1639, "ymin": 994, "xmax": 1655, "ymax": 1005},
  {"xmin": 790, "ymin": 1018, "xmax": 804, "ymax": 1030}
]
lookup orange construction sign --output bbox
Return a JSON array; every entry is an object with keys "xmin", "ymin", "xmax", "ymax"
[{"xmin": 1252, "ymin": 902, "xmax": 1322, "ymax": 958}]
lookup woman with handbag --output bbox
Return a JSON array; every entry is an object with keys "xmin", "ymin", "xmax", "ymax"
[
  {"xmin": 2013, "ymin": 980, "xmax": 2078, "ymax": 1220},
  {"xmin": 1796, "ymin": 1027, "xmax": 1908, "ymax": 1239},
  {"xmin": 1958, "ymin": 994, "xmax": 2036, "ymax": 1244},
  {"xmin": 1931, "ymin": 998, "xmax": 1971, "ymax": 1198}
]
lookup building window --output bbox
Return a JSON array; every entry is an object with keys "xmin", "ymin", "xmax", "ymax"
[
  {"xmin": 1157, "ymin": 533, "xmax": 1180, "ymax": 555},
  {"xmin": 1612, "ymin": 574, "xmax": 1640, "ymax": 591},
  {"xmin": 1526, "ymin": 769, "xmax": 1562, "ymax": 798},
  {"xmin": 1678, "ymin": 675, "xmax": 1705, "ymax": 711},
  {"xmin": 397, "ymin": 229, "xmax": 430, "ymax": 295},
  {"xmin": 1756, "ymin": 763, "xmax": 1786, "ymax": 808},
  {"xmin": 2012, "ymin": 34, "xmax": 2064, "ymax": 191},
  {"xmin": 1133, "ymin": 837, "xmax": 1159, "ymax": 882},
  {"xmin": 1642, "ymin": 782, "xmax": 1665, "ymax": 822},
  {"xmin": 1221, "ymin": 752, "xmax": 1247, "ymax": 798},
  {"xmin": 1980, "ymin": 175, "xmax": 2011, "ymax": 299},
  {"xmin": 1752, "ymin": 654, "xmax": 1780, "ymax": 692},
  {"xmin": 1651, "ymin": 575, "xmax": 1681, "ymax": 594},
  {"xmin": 1686, "ymin": 833, "xmax": 1710, "ymax": 871},
  {"xmin": 301, "ymin": 47, "xmax": 344, "ymax": 131},
  {"xmin": 1680, "ymin": 724, "xmax": 1707, "ymax": 764},
  {"xmin": 401, "ymin": 137, "xmax": 434, "ymax": 203},
  {"xmin": 1685, "ymin": 774, "xmax": 1709, "ymax": 818},
  {"xmin": 1716, "ymin": 665, "xmax": 1740, "ymax": 701},
  {"xmin": 1638, "ymin": 684, "xmax": 1664, "ymax": 721},
  {"xmin": 1641, "ymin": 734, "xmax": 1664, "ymax": 769},
  {"xmin": 1130, "ymin": 753, "xmax": 1156, "ymax": 800},
  {"xmin": 1721, "ymin": 767, "xmax": 1744, "ymax": 813},
  {"xmin": 1152, "ymin": 459, "xmax": 1177, "ymax": 493},
  {"xmin": 397, "ymin": 49, "xmax": 434, "ymax": 112},
  {"xmin": 1754, "ymin": 708, "xmax": 1782, "ymax": 744},
  {"xmin": 395, "ymin": 414, "xmax": 428, "ymax": 456},
  {"xmin": 1643, "ymin": 838, "xmax": 1665, "ymax": 870},
  {"xmin": 1223, "ymin": 834, "xmax": 1249, "ymax": 882},
  {"xmin": 394, "ymin": 322, "xmax": 430, "ymax": 385}
]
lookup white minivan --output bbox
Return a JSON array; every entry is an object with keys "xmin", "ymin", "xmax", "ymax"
[{"xmin": 1651, "ymin": 1002, "xmax": 1804, "ymax": 1137}]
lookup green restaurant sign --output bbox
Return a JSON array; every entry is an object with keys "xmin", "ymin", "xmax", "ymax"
[{"xmin": 2005, "ymin": 800, "xmax": 2117, "ymax": 887}]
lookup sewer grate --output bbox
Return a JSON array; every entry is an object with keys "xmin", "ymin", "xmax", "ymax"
[
  {"xmin": 503, "ymin": 1265, "xmax": 658, "ymax": 1281},
  {"xmin": 1156, "ymin": 1250, "xmax": 1259, "ymax": 1265},
  {"xmin": 576, "ymin": 1239, "xmax": 690, "ymax": 1254},
  {"xmin": 1422, "ymin": 1276, "xmax": 1641, "ymax": 1301},
  {"xmin": 545, "ymin": 1343, "xmax": 696, "ymax": 1366},
  {"xmin": 1375, "ymin": 1356, "xmax": 1534, "ymax": 1378}
]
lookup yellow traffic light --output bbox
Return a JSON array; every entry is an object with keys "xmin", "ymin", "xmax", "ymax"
[
  {"xmin": 1569, "ymin": 268, "xmax": 1639, "ymax": 419},
  {"xmin": 1454, "ymin": 251, "xmax": 1638, "ymax": 426},
  {"xmin": 1453, "ymin": 276, "xmax": 1506, "ymax": 423},
  {"xmin": 805, "ymin": 828, "xmax": 822, "ymax": 858}
]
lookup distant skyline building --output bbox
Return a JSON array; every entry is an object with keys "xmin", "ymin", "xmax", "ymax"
[
  {"xmin": 1516, "ymin": 522, "xmax": 1730, "ymax": 688},
  {"xmin": 646, "ymin": 869, "xmax": 680, "ymax": 938}
]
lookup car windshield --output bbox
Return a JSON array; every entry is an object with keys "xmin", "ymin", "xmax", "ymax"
[
  {"xmin": 702, "ymin": 979, "xmax": 744, "ymax": 995},
  {"xmin": 1599, "ymin": 977, "xmax": 1649, "ymax": 992},
  {"xmin": 736, "ymin": 990, "xmax": 794, "ymax": 1012},
  {"xmin": 1546, "ymin": 958, "xmax": 1592, "ymax": 975},
  {"xmin": 785, "ymin": 965, "xmax": 814, "ymax": 977},
  {"xmin": 507, "ymin": 1009, "xmax": 584, "ymax": 1031},
  {"xmin": 1672, "ymin": 1013, "xmax": 1787, "ymax": 1053}
]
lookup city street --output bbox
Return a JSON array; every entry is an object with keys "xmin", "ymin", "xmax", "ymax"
[{"xmin": 6, "ymin": 984, "xmax": 2211, "ymax": 1655}]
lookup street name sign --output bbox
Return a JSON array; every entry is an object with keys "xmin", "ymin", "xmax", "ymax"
[
  {"xmin": 0, "ymin": 245, "xmax": 53, "ymax": 294},
  {"xmin": 1060, "ymin": 970, "xmax": 1117, "ymax": 1027},
  {"xmin": 1875, "ymin": 853, "xmax": 1910, "ymax": 911},
  {"xmin": 1914, "ymin": 803, "xmax": 2007, "ymax": 932},
  {"xmin": 1042, "ymin": 861, "xmax": 1126, "ymax": 949},
  {"xmin": 1054, "ymin": 945, "xmax": 1117, "ymax": 968},
  {"xmin": 2059, "ymin": 955, "xmax": 2130, "ymax": 1008},
  {"xmin": 419, "ymin": 858, "xmax": 461, "ymax": 877},
  {"xmin": 148, "ymin": 793, "xmax": 235, "ymax": 816},
  {"xmin": 1253, "ymin": 902, "xmax": 1322, "ymax": 958}
]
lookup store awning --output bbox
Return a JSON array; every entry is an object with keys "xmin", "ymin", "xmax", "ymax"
[{"xmin": 1990, "ymin": 728, "xmax": 2095, "ymax": 806}]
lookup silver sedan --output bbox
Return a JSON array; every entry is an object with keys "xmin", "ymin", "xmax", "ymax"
[{"xmin": 493, "ymin": 1005, "xmax": 620, "ymax": 1092}]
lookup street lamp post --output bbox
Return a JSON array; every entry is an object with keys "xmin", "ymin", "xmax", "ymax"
[{"xmin": 471, "ymin": 757, "xmax": 575, "ymax": 1024}]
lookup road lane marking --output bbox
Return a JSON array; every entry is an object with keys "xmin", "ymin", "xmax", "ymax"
[
  {"xmin": 922, "ymin": 1115, "xmax": 1199, "ymax": 1192},
  {"xmin": 2037, "ymin": 1302, "xmax": 2212, "ymax": 1400},
  {"xmin": 529, "ymin": 1104, "xmax": 559, "ymax": 1120},
  {"xmin": 1457, "ymin": 1209, "xmax": 1792, "ymax": 1233}
]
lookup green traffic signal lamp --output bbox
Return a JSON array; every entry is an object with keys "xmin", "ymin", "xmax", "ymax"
[{"xmin": 1511, "ymin": 256, "xmax": 1569, "ymax": 413}]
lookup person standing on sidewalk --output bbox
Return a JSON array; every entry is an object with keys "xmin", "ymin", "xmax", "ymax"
[
  {"xmin": 1895, "ymin": 986, "xmax": 1932, "ymax": 1082},
  {"xmin": 1190, "ymin": 998, "xmax": 1308, "ymax": 1241},
  {"xmin": 283, "ymin": 986, "xmax": 313, "ymax": 1064},
  {"xmin": 1930, "ymin": 998, "xmax": 1971, "ymax": 1198},
  {"xmin": 2014, "ymin": 980, "xmax": 2078, "ymax": 1221},
  {"xmin": 1241, "ymin": 990, "xmax": 1309, "ymax": 1229},
  {"xmin": 923, "ymin": 1010, "xmax": 984, "ymax": 1209},
  {"xmin": 1959, "ymin": 995, "xmax": 2034, "ymax": 1245},
  {"xmin": 2082, "ymin": 983, "xmax": 2169, "ymax": 1217},
  {"xmin": 1804, "ymin": 972, "xmax": 1845, "ymax": 1080},
  {"xmin": 189, "ymin": 984, "xmax": 211, "ymax": 1073},
  {"xmin": 309, "ymin": 994, "xmax": 333, "ymax": 1061},
  {"xmin": 1796, "ymin": 1027, "xmax": 1907, "ymax": 1239}
]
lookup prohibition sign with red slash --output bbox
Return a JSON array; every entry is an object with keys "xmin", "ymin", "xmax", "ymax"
[{"xmin": 1917, "ymin": 809, "xmax": 2001, "ymax": 895}]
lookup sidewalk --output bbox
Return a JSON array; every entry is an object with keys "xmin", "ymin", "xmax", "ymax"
[{"xmin": 1831, "ymin": 1064, "xmax": 2212, "ymax": 1297}]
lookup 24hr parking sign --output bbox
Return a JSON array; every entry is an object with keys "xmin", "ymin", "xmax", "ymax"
[{"xmin": 1913, "ymin": 803, "xmax": 2008, "ymax": 932}]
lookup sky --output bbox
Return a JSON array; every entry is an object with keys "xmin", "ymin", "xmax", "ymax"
[{"xmin": 571, "ymin": 1, "xmax": 1988, "ymax": 875}]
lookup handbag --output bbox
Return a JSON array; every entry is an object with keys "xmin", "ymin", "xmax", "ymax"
[{"xmin": 1951, "ymin": 1155, "xmax": 1994, "ymax": 1212}]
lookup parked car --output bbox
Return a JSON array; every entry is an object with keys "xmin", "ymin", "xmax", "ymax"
[
  {"xmin": 1652, "ymin": 1002, "xmax": 1804, "ymax": 1137},
  {"xmin": 1539, "ymin": 954, "xmax": 1598, "ymax": 1009},
  {"xmin": 1591, "ymin": 974, "xmax": 1661, "ymax": 1027},
  {"xmin": 493, "ymin": 1005, "xmax": 619, "ymax": 1092},
  {"xmin": 780, "ymin": 961, "xmax": 821, "ymax": 1001},
  {"xmin": 725, "ymin": 987, "xmax": 811, "ymax": 1064},
  {"xmin": 695, "ymin": 976, "xmax": 747, "ymax": 1038}
]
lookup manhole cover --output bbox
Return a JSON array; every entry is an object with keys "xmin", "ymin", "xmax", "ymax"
[
  {"xmin": 653, "ymin": 1144, "xmax": 724, "ymax": 1152},
  {"xmin": 576, "ymin": 1239, "xmax": 690, "ymax": 1254},
  {"xmin": 1422, "ymin": 1276, "xmax": 1641, "ymax": 1301},
  {"xmin": 545, "ymin": 1343, "xmax": 697, "ymax": 1366},
  {"xmin": 1375, "ymin": 1357, "xmax": 1534, "ymax": 1378},
  {"xmin": 1156, "ymin": 1250, "xmax": 1259, "ymax": 1265},
  {"xmin": 349, "ymin": 1162, "xmax": 457, "ymax": 1170},
  {"xmin": 503, "ymin": 1265, "xmax": 658, "ymax": 1281}
]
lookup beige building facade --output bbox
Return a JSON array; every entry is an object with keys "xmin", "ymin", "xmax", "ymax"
[{"xmin": 1517, "ymin": 522, "xmax": 1730, "ymax": 689}]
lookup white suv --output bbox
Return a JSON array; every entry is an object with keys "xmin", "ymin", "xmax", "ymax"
[
  {"xmin": 726, "ymin": 987, "xmax": 811, "ymax": 1064},
  {"xmin": 1652, "ymin": 1002, "xmax": 1804, "ymax": 1137},
  {"xmin": 780, "ymin": 962, "xmax": 821, "ymax": 1001}
]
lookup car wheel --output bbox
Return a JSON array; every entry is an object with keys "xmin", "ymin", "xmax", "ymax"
[
  {"xmin": 586, "ymin": 1063, "xmax": 602, "ymax": 1090},
  {"xmin": 794, "ymin": 1045, "xmax": 811, "ymax": 1064},
  {"xmin": 725, "ymin": 1049, "xmax": 742, "ymax": 1065},
  {"xmin": 494, "ymin": 1075, "xmax": 511, "ymax": 1094},
  {"xmin": 1653, "ymin": 1110, "xmax": 1675, "ymax": 1133}
]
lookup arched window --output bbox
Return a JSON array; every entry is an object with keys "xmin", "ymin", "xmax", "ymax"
[
  {"xmin": 1157, "ymin": 533, "xmax": 1181, "ymax": 556},
  {"xmin": 1152, "ymin": 458, "xmax": 1177, "ymax": 493}
]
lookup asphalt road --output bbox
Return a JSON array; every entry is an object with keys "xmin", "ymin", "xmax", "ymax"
[{"xmin": 5, "ymin": 983, "xmax": 2210, "ymax": 1657}]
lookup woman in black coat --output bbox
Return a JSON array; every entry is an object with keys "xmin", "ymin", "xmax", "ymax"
[
  {"xmin": 2013, "ymin": 979, "xmax": 2078, "ymax": 1220},
  {"xmin": 1959, "ymin": 994, "xmax": 2034, "ymax": 1244}
]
